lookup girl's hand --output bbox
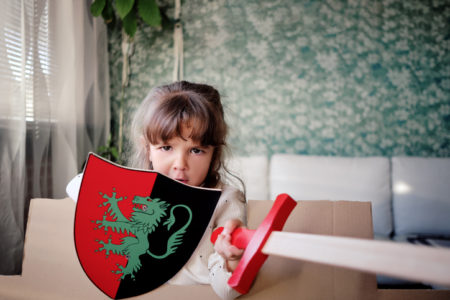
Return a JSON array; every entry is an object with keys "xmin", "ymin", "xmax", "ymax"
[{"xmin": 214, "ymin": 219, "xmax": 245, "ymax": 272}]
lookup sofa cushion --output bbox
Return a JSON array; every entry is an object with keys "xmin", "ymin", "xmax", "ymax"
[
  {"xmin": 226, "ymin": 155, "xmax": 269, "ymax": 200},
  {"xmin": 270, "ymin": 154, "xmax": 392, "ymax": 237},
  {"xmin": 392, "ymin": 157, "xmax": 450, "ymax": 236}
]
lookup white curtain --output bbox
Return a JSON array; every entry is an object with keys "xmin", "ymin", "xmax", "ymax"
[{"xmin": 0, "ymin": 0, "xmax": 110, "ymax": 274}]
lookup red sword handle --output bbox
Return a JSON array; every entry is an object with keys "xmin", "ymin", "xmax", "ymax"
[
  {"xmin": 210, "ymin": 193, "xmax": 297, "ymax": 294},
  {"xmin": 211, "ymin": 227, "xmax": 255, "ymax": 249}
]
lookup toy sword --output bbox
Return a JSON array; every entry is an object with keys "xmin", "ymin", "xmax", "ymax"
[{"xmin": 211, "ymin": 194, "xmax": 450, "ymax": 294}]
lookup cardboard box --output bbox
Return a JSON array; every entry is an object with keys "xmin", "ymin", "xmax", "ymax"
[{"xmin": 0, "ymin": 198, "xmax": 448, "ymax": 299}]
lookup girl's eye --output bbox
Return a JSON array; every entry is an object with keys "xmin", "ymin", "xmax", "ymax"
[
  {"xmin": 191, "ymin": 148, "xmax": 204, "ymax": 154},
  {"xmin": 160, "ymin": 146, "xmax": 172, "ymax": 151}
]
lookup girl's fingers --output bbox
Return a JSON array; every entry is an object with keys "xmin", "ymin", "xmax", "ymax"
[
  {"xmin": 214, "ymin": 219, "xmax": 246, "ymax": 264},
  {"xmin": 219, "ymin": 247, "xmax": 241, "ymax": 261},
  {"xmin": 223, "ymin": 219, "xmax": 243, "ymax": 235},
  {"xmin": 227, "ymin": 245, "xmax": 244, "ymax": 259},
  {"xmin": 214, "ymin": 231, "xmax": 244, "ymax": 260}
]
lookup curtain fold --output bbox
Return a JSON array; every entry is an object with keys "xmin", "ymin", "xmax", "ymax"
[{"xmin": 0, "ymin": 0, "xmax": 109, "ymax": 275}]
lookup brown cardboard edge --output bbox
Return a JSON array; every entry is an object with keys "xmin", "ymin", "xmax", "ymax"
[{"xmin": 248, "ymin": 200, "xmax": 450, "ymax": 300}]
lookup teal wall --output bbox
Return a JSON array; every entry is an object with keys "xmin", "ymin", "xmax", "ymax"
[{"xmin": 108, "ymin": 0, "xmax": 450, "ymax": 158}]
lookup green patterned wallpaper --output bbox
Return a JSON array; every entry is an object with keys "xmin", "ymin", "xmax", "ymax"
[{"xmin": 108, "ymin": 0, "xmax": 450, "ymax": 159}]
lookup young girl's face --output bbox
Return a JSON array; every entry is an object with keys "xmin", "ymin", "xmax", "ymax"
[{"xmin": 148, "ymin": 126, "xmax": 214, "ymax": 187}]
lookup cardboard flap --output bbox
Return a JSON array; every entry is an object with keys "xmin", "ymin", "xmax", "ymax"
[{"xmin": 244, "ymin": 200, "xmax": 376, "ymax": 300}]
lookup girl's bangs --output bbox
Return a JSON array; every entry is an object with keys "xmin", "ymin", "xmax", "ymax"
[{"xmin": 146, "ymin": 101, "xmax": 217, "ymax": 146}]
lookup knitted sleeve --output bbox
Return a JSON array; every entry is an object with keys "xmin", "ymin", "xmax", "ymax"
[{"xmin": 208, "ymin": 185, "xmax": 246, "ymax": 300}]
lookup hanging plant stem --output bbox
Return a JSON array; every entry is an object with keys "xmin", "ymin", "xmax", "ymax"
[
  {"xmin": 90, "ymin": 0, "xmax": 165, "ymax": 163},
  {"xmin": 118, "ymin": 83, "xmax": 125, "ymax": 161},
  {"xmin": 117, "ymin": 30, "xmax": 134, "ymax": 162}
]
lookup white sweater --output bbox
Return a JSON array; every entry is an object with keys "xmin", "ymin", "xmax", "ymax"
[{"xmin": 169, "ymin": 184, "xmax": 247, "ymax": 300}]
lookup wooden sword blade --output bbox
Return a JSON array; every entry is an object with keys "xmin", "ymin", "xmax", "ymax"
[{"xmin": 262, "ymin": 231, "xmax": 450, "ymax": 287}]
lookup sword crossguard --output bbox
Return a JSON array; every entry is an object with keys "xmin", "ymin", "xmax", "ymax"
[{"xmin": 211, "ymin": 193, "xmax": 297, "ymax": 294}]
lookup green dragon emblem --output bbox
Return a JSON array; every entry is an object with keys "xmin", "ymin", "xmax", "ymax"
[{"xmin": 94, "ymin": 188, "xmax": 192, "ymax": 279}]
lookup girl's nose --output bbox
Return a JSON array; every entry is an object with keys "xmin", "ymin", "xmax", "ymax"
[{"xmin": 173, "ymin": 152, "xmax": 188, "ymax": 170}]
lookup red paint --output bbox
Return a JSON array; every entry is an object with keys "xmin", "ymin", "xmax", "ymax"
[
  {"xmin": 210, "ymin": 227, "xmax": 255, "ymax": 249},
  {"xmin": 74, "ymin": 154, "xmax": 157, "ymax": 298}
]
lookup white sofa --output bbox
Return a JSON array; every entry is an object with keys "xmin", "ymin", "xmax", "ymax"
[{"xmin": 228, "ymin": 154, "xmax": 450, "ymax": 287}]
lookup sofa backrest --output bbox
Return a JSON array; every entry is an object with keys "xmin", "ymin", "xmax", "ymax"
[
  {"xmin": 227, "ymin": 154, "xmax": 450, "ymax": 239},
  {"xmin": 269, "ymin": 154, "xmax": 392, "ymax": 237},
  {"xmin": 392, "ymin": 156, "xmax": 450, "ymax": 237},
  {"xmin": 225, "ymin": 155, "xmax": 269, "ymax": 201}
]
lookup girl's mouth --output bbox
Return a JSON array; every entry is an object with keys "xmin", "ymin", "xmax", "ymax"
[{"xmin": 176, "ymin": 178, "xmax": 188, "ymax": 184}]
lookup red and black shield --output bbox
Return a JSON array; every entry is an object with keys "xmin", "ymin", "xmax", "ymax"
[{"xmin": 74, "ymin": 153, "xmax": 221, "ymax": 299}]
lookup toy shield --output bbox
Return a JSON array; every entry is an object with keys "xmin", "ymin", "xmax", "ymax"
[{"xmin": 74, "ymin": 153, "xmax": 221, "ymax": 299}]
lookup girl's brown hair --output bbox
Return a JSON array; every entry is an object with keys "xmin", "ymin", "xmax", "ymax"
[{"xmin": 129, "ymin": 81, "xmax": 228, "ymax": 188}]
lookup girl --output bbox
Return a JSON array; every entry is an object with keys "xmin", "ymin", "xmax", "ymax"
[
  {"xmin": 67, "ymin": 81, "xmax": 246, "ymax": 299},
  {"xmin": 129, "ymin": 81, "xmax": 246, "ymax": 300}
]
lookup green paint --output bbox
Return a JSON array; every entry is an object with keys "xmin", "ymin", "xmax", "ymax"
[
  {"xmin": 147, "ymin": 204, "xmax": 192, "ymax": 259},
  {"xmin": 95, "ymin": 190, "xmax": 193, "ymax": 280}
]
